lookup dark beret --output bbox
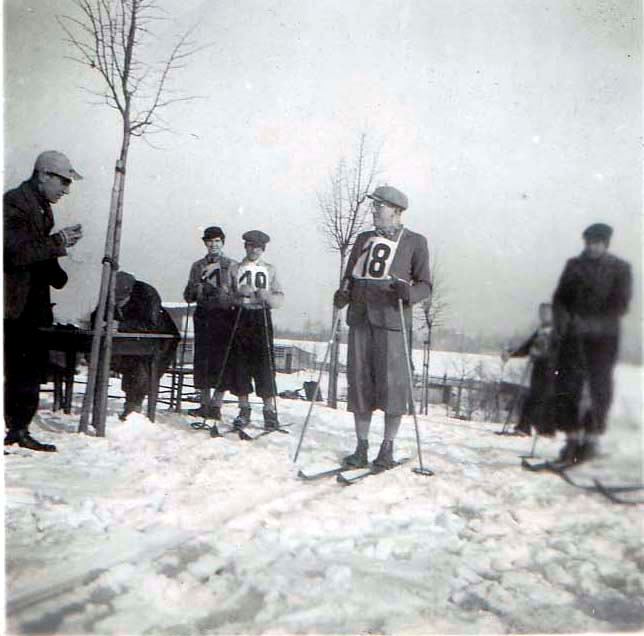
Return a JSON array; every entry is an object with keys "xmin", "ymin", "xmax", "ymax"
[
  {"xmin": 242, "ymin": 230, "xmax": 270, "ymax": 246},
  {"xmin": 582, "ymin": 223, "xmax": 613, "ymax": 242},
  {"xmin": 203, "ymin": 226, "xmax": 225, "ymax": 241}
]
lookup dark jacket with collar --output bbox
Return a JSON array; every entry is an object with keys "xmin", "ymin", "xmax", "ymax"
[
  {"xmin": 343, "ymin": 227, "xmax": 431, "ymax": 331},
  {"xmin": 552, "ymin": 251, "xmax": 631, "ymax": 338},
  {"xmin": 4, "ymin": 179, "xmax": 68, "ymax": 325}
]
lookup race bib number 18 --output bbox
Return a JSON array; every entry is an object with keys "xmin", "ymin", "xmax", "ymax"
[
  {"xmin": 237, "ymin": 263, "xmax": 270, "ymax": 290},
  {"xmin": 351, "ymin": 236, "xmax": 400, "ymax": 280}
]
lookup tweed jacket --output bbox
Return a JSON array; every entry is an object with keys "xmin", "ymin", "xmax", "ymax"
[{"xmin": 343, "ymin": 227, "xmax": 431, "ymax": 331}]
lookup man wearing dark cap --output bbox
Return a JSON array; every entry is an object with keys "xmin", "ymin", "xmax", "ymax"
[
  {"xmin": 4, "ymin": 150, "xmax": 85, "ymax": 452},
  {"xmin": 551, "ymin": 222, "xmax": 632, "ymax": 465},
  {"xmin": 333, "ymin": 185, "xmax": 431, "ymax": 468},
  {"xmin": 93, "ymin": 271, "xmax": 180, "ymax": 419},
  {"xmin": 229, "ymin": 230, "xmax": 284, "ymax": 429},
  {"xmin": 184, "ymin": 226, "xmax": 237, "ymax": 420}
]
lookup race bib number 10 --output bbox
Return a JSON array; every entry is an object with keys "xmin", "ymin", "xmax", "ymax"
[
  {"xmin": 351, "ymin": 236, "xmax": 400, "ymax": 280},
  {"xmin": 237, "ymin": 263, "xmax": 270, "ymax": 290}
]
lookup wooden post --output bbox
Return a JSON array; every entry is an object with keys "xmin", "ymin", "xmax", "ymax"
[
  {"xmin": 78, "ymin": 160, "xmax": 124, "ymax": 434},
  {"xmin": 93, "ymin": 153, "xmax": 128, "ymax": 435}
]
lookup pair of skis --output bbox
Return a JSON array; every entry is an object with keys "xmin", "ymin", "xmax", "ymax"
[
  {"xmin": 521, "ymin": 456, "xmax": 644, "ymax": 505},
  {"xmin": 188, "ymin": 416, "xmax": 290, "ymax": 441},
  {"xmin": 298, "ymin": 457, "xmax": 415, "ymax": 486}
]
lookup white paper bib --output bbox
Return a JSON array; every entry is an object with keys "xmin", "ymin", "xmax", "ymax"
[
  {"xmin": 201, "ymin": 262, "xmax": 223, "ymax": 288},
  {"xmin": 351, "ymin": 233, "xmax": 401, "ymax": 281},
  {"xmin": 237, "ymin": 263, "xmax": 270, "ymax": 291}
]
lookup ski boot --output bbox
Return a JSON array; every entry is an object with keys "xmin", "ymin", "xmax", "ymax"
[
  {"xmin": 4, "ymin": 429, "xmax": 57, "ymax": 453},
  {"xmin": 373, "ymin": 440, "xmax": 396, "ymax": 469},
  {"xmin": 574, "ymin": 439, "xmax": 598, "ymax": 463},
  {"xmin": 232, "ymin": 407, "xmax": 252, "ymax": 430},
  {"xmin": 343, "ymin": 439, "xmax": 369, "ymax": 468},
  {"xmin": 554, "ymin": 438, "xmax": 580, "ymax": 467},
  {"xmin": 263, "ymin": 408, "xmax": 279, "ymax": 431},
  {"xmin": 119, "ymin": 400, "xmax": 143, "ymax": 421},
  {"xmin": 187, "ymin": 405, "xmax": 211, "ymax": 418},
  {"xmin": 208, "ymin": 406, "xmax": 223, "ymax": 438}
]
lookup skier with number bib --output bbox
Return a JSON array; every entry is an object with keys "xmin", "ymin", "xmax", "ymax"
[
  {"xmin": 229, "ymin": 230, "xmax": 284, "ymax": 430},
  {"xmin": 333, "ymin": 186, "xmax": 431, "ymax": 469},
  {"xmin": 183, "ymin": 226, "xmax": 237, "ymax": 421}
]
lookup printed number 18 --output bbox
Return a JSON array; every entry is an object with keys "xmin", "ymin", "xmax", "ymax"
[{"xmin": 360, "ymin": 242, "xmax": 391, "ymax": 278}]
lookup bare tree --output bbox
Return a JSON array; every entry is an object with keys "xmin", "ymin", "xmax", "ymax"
[
  {"xmin": 414, "ymin": 251, "xmax": 448, "ymax": 414},
  {"xmin": 59, "ymin": 0, "xmax": 201, "ymax": 435},
  {"xmin": 317, "ymin": 132, "xmax": 381, "ymax": 408}
]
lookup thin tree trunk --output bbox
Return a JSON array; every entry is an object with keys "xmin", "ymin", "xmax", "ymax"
[
  {"xmin": 327, "ymin": 251, "xmax": 346, "ymax": 409},
  {"xmin": 78, "ymin": 161, "xmax": 124, "ymax": 434},
  {"xmin": 94, "ymin": 134, "xmax": 131, "ymax": 435}
]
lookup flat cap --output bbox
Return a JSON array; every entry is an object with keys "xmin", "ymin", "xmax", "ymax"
[
  {"xmin": 243, "ymin": 230, "xmax": 270, "ymax": 246},
  {"xmin": 582, "ymin": 223, "xmax": 613, "ymax": 242},
  {"xmin": 203, "ymin": 226, "xmax": 226, "ymax": 240},
  {"xmin": 367, "ymin": 185, "xmax": 408, "ymax": 211},
  {"xmin": 34, "ymin": 150, "xmax": 83, "ymax": 181}
]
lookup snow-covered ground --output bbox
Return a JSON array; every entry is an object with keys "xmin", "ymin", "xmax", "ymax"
[{"xmin": 4, "ymin": 364, "xmax": 643, "ymax": 635}]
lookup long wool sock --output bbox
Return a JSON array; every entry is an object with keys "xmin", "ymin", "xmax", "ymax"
[
  {"xmin": 384, "ymin": 414, "xmax": 402, "ymax": 441},
  {"xmin": 354, "ymin": 414, "xmax": 372, "ymax": 441},
  {"xmin": 211, "ymin": 391, "xmax": 225, "ymax": 408}
]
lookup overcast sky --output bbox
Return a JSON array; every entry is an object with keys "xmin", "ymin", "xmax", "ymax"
[{"xmin": 4, "ymin": 0, "xmax": 642, "ymax": 350}]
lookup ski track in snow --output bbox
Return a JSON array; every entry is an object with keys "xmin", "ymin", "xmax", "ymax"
[{"xmin": 4, "ymin": 365, "xmax": 644, "ymax": 635}]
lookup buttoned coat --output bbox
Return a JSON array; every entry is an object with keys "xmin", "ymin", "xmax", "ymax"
[
  {"xmin": 4, "ymin": 179, "xmax": 69, "ymax": 325},
  {"xmin": 343, "ymin": 227, "xmax": 431, "ymax": 331}
]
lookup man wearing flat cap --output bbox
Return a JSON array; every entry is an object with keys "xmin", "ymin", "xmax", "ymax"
[
  {"xmin": 551, "ymin": 222, "xmax": 632, "ymax": 465},
  {"xmin": 184, "ymin": 226, "xmax": 237, "ymax": 422},
  {"xmin": 228, "ymin": 230, "xmax": 284, "ymax": 430},
  {"xmin": 333, "ymin": 185, "xmax": 431, "ymax": 469},
  {"xmin": 4, "ymin": 150, "xmax": 85, "ymax": 452}
]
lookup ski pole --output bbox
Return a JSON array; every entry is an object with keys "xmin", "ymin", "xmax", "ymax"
[
  {"xmin": 211, "ymin": 304, "xmax": 243, "ymax": 399},
  {"xmin": 261, "ymin": 302, "xmax": 280, "ymax": 422},
  {"xmin": 174, "ymin": 302, "xmax": 192, "ymax": 412},
  {"xmin": 398, "ymin": 298, "xmax": 434, "ymax": 477},
  {"xmin": 525, "ymin": 430, "xmax": 539, "ymax": 458},
  {"xmin": 499, "ymin": 359, "xmax": 532, "ymax": 434},
  {"xmin": 293, "ymin": 311, "xmax": 342, "ymax": 463}
]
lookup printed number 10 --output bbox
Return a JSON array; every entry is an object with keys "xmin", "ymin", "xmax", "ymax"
[{"xmin": 239, "ymin": 270, "xmax": 268, "ymax": 289}]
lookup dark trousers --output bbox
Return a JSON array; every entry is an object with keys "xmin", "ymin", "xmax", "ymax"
[
  {"xmin": 4, "ymin": 320, "xmax": 48, "ymax": 432},
  {"xmin": 553, "ymin": 334, "xmax": 619, "ymax": 434},
  {"xmin": 113, "ymin": 339, "xmax": 177, "ymax": 405},
  {"xmin": 193, "ymin": 306, "xmax": 235, "ymax": 390},
  {"xmin": 229, "ymin": 307, "xmax": 275, "ymax": 398},
  {"xmin": 516, "ymin": 357, "xmax": 556, "ymax": 435}
]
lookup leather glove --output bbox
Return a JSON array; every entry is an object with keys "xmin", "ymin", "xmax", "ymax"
[
  {"xmin": 333, "ymin": 289, "xmax": 351, "ymax": 309},
  {"xmin": 58, "ymin": 224, "xmax": 83, "ymax": 248},
  {"xmin": 391, "ymin": 278, "xmax": 411, "ymax": 303},
  {"xmin": 257, "ymin": 288, "xmax": 272, "ymax": 305},
  {"xmin": 237, "ymin": 284, "xmax": 253, "ymax": 298}
]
